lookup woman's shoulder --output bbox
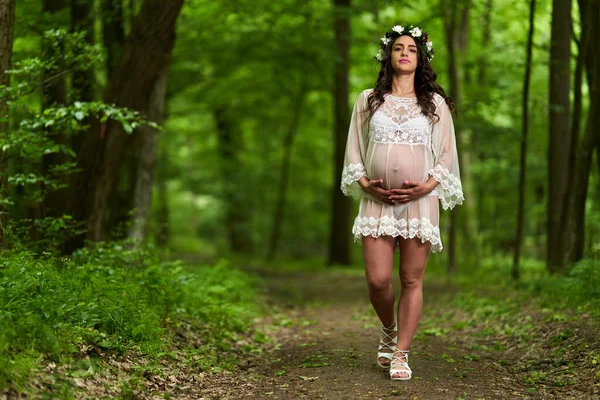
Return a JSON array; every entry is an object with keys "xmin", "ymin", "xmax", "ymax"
[
  {"xmin": 431, "ymin": 92, "xmax": 445, "ymax": 107},
  {"xmin": 359, "ymin": 88, "xmax": 374, "ymax": 99}
]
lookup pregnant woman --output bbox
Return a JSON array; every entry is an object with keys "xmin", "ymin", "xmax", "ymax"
[{"xmin": 340, "ymin": 25, "xmax": 464, "ymax": 381}]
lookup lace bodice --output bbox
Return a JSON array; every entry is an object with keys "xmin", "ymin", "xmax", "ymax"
[{"xmin": 369, "ymin": 95, "xmax": 437, "ymax": 146}]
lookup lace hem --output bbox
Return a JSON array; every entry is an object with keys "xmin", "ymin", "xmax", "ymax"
[
  {"xmin": 341, "ymin": 163, "xmax": 366, "ymax": 198},
  {"xmin": 352, "ymin": 215, "xmax": 443, "ymax": 253},
  {"xmin": 428, "ymin": 164, "xmax": 464, "ymax": 210}
]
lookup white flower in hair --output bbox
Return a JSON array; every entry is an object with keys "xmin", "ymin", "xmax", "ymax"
[
  {"xmin": 410, "ymin": 27, "xmax": 422, "ymax": 37},
  {"xmin": 426, "ymin": 41, "xmax": 433, "ymax": 51},
  {"xmin": 381, "ymin": 37, "xmax": 391, "ymax": 45},
  {"xmin": 375, "ymin": 49, "xmax": 384, "ymax": 61},
  {"xmin": 391, "ymin": 25, "xmax": 404, "ymax": 34}
]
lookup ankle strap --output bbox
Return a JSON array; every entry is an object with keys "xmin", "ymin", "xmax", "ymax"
[{"xmin": 382, "ymin": 320, "xmax": 397, "ymax": 330}]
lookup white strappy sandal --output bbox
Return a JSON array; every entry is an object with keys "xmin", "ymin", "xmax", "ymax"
[
  {"xmin": 376, "ymin": 321, "xmax": 397, "ymax": 368},
  {"xmin": 390, "ymin": 349, "xmax": 412, "ymax": 380}
]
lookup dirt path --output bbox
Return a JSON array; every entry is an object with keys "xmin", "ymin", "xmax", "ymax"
[{"xmin": 198, "ymin": 267, "xmax": 599, "ymax": 400}]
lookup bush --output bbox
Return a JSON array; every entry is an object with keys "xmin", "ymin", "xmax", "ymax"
[{"xmin": 0, "ymin": 241, "xmax": 261, "ymax": 390}]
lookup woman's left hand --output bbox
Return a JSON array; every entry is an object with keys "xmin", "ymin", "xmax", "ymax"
[{"xmin": 389, "ymin": 180, "xmax": 435, "ymax": 204}]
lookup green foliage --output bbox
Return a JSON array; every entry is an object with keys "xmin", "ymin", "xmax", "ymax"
[
  {"xmin": 0, "ymin": 243, "xmax": 262, "ymax": 390},
  {"xmin": 1, "ymin": 29, "xmax": 159, "ymax": 248}
]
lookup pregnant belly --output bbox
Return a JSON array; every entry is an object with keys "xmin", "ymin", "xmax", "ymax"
[{"xmin": 367, "ymin": 145, "xmax": 428, "ymax": 190}]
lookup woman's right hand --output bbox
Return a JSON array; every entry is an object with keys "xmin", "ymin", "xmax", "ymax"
[{"xmin": 359, "ymin": 177, "xmax": 395, "ymax": 205}]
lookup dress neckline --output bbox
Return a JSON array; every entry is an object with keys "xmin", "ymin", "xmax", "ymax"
[{"xmin": 386, "ymin": 93, "xmax": 418, "ymax": 101}]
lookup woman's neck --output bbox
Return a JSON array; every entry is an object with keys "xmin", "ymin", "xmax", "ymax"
[{"xmin": 391, "ymin": 74, "xmax": 415, "ymax": 97}]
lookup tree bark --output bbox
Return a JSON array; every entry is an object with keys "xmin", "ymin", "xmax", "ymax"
[
  {"xmin": 559, "ymin": 0, "xmax": 599, "ymax": 267},
  {"xmin": 213, "ymin": 107, "xmax": 253, "ymax": 253},
  {"xmin": 477, "ymin": 0, "xmax": 492, "ymax": 86},
  {"xmin": 267, "ymin": 80, "xmax": 307, "ymax": 260},
  {"xmin": 513, "ymin": 0, "xmax": 536, "ymax": 280},
  {"xmin": 547, "ymin": 0, "xmax": 572, "ymax": 274},
  {"xmin": 71, "ymin": 0, "xmax": 95, "ymax": 156},
  {"xmin": 154, "ymin": 147, "xmax": 169, "ymax": 247},
  {"xmin": 0, "ymin": 0, "xmax": 15, "ymax": 249},
  {"xmin": 101, "ymin": 0, "xmax": 125, "ymax": 77},
  {"xmin": 128, "ymin": 61, "xmax": 169, "ymax": 245},
  {"xmin": 41, "ymin": 0, "xmax": 69, "ymax": 223},
  {"xmin": 442, "ymin": 0, "xmax": 471, "ymax": 274},
  {"xmin": 71, "ymin": 0, "xmax": 95, "ymax": 102},
  {"xmin": 68, "ymin": 0, "xmax": 184, "ymax": 247},
  {"xmin": 328, "ymin": 0, "xmax": 352, "ymax": 266}
]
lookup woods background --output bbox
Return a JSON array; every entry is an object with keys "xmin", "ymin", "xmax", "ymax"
[
  {"xmin": 0, "ymin": 0, "xmax": 599, "ymax": 397},
  {"xmin": 1, "ymin": 0, "xmax": 598, "ymax": 275}
]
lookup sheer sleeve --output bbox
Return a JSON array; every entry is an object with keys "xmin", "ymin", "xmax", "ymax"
[
  {"xmin": 340, "ymin": 90, "xmax": 370, "ymax": 199},
  {"xmin": 429, "ymin": 97, "xmax": 465, "ymax": 210}
]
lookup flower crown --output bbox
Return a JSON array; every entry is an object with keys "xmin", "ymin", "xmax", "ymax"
[{"xmin": 375, "ymin": 24, "xmax": 435, "ymax": 62}]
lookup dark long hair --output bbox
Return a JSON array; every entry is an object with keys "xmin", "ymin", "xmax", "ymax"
[{"xmin": 366, "ymin": 34, "xmax": 455, "ymax": 123}]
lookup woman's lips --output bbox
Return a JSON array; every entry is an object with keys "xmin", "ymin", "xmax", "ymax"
[{"xmin": 400, "ymin": 59, "xmax": 410, "ymax": 63}]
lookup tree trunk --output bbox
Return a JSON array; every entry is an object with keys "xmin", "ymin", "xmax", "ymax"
[
  {"xmin": 213, "ymin": 107, "xmax": 253, "ymax": 253},
  {"xmin": 513, "ymin": 0, "xmax": 536, "ymax": 280},
  {"xmin": 71, "ymin": 0, "xmax": 95, "ymax": 156},
  {"xmin": 101, "ymin": 0, "xmax": 125, "ymax": 77},
  {"xmin": 0, "ymin": 0, "xmax": 15, "ymax": 249},
  {"xmin": 559, "ymin": 0, "xmax": 599, "ymax": 267},
  {"xmin": 155, "ymin": 147, "xmax": 169, "ymax": 247},
  {"xmin": 547, "ymin": 0, "xmax": 572, "ymax": 274},
  {"xmin": 267, "ymin": 80, "xmax": 307, "ymax": 260},
  {"xmin": 477, "ymin": 0, "xmax": 492, "ymax": 86},
  {"xmin": 68, "ymin": 0, "xmax": 184, "ymax": 247},
  {"xmin": 41, "ymin": 0, "xmax": 69, "ymax": 223},
  {"xmin": 128, "ymin": 61, "xmax": 169, "ymax": 245},
  {"xmin": 328, "ymin": 0, "xmax": 352, "ymax": 266},
  {"xmin": 442, "ymin": 0, "xmax": 471, "ymax": 274},
  {"xmin": 71, "ymin": 0, "xmax": 95, "ymax": 103}
]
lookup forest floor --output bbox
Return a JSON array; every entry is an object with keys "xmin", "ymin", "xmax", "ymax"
[
  {"xmin": 12, "ymin": 263, "xmax": 600, "ymax": 399},
  {"xmin": 193, "ymin": 265, "xmax": 600, "ymax": 400}
]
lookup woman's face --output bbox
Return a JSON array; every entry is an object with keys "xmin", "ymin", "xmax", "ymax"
[{"xmin": 390, "ymin": 35, "xmax": 418, "ymax": 74}]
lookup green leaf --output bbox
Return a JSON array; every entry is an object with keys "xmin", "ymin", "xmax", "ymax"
[{"xmin": 122, "ymin": 121, "xmax": 133, "ymax": 133}]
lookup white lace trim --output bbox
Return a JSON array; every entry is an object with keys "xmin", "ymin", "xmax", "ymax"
[
  {"xmin": 370, "ymin": 123, "xmax": 430, "ymax": 145},
  {"xmin": 341, "ymin": 163, "xmax": 366, "ymax": 197},
  {"xmin": 352, "ymin": 215, "xmax": 442, "ymax": 253},
  {"xmin": 380, "ymin": 95, "xmax": 422, "ymax": 125},
  {"xmin": 428, "ymin": 164, "xmax": 464, "ymax": 210}
]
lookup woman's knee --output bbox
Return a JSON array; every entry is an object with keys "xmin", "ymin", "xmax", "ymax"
[
  {"xmin": 399, "ymin": 268, "xmax": 425, "ymax": 290},
  {"xmin": 366, "ymin": 274, "xmax": 392, "ymax": 293},
  {"xmin": 400, "ymin": 276, "xmax": 422, "ymax": 290}
]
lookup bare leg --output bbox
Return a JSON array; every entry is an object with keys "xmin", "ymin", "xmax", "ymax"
[
  {"xmin": 391, "ymin": 237, "xmax": 431, "ymax": 379},
  {"xmin": 362, "ymin": 235, "xmax": 397, "ymax": 367}
]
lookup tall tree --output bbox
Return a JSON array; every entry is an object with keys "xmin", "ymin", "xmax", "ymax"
[
  {"xmin": 559, "ymin": 0, "xmax": 599, "ymax": 267},
  {"xmin": 442, "ymin": 0, "xmax": 471, "ymax": 274},
  {"xmin": 127, "ymin": 61, "xmax": 169, "ymax": 245},
  {"xmin": 513, "ymin": 0, "xmax": 536, "ymax": 279},
  {"xmin": 41, "ymin": 0, "xmax": 69, "ymax": 222},
  {"xmin": 0, "ymin": 0, "xmax": 15, "ymax": 249},
  {"xmin": 71, "ymin": 0, "xmax": 95, "ymax": 158},
  {"xmin": 212, "ymin": 106, "xmax": 254, "ymax": 253},
  {"xmin": 154, "ymin": 146, "xmax": 169, "ymax": 247},
  {"xmin": 328, "ymin": 0, "xmax": 352, "ymax": 266},
  {"xmin": 101, "ymin": 0, "xmax": 125, "ymax": 77},
  {"xmin": 547, "ymin": 0, "xmax": 571, "ymax": 274},
  {"xmin": 68, "ymin": 0, "xmax": 184, "ymax": 246},
  {"xmin": 267, "ymin": 79, "xmax": 307, "ymax": 260},
  {"xmin": 71, "ymin": 0, "xmax": 94, "ymax": 103}
]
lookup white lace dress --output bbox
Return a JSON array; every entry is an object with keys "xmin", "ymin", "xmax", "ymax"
[{"xmin": 340, "ymin": 89, "xmax": 464, "ymax": 253}]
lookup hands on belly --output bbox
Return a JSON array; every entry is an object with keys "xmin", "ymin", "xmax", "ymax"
[
  {"xmin": 358, "ymin": 177, "xmax": 395, "ymax": 205},
  {"xmin": 388, "ymin": 180, "xmax": 436, "ymax": 204},
  {"xmin": 359, "ymin": 177, "xmax": 436, "ymax": 205}
]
